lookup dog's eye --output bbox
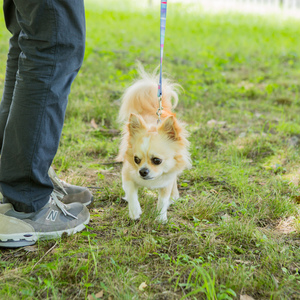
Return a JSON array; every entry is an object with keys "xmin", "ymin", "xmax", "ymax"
[
  {"xmin": 151, "ymin": 157, "xmax": 162, "ymax": 165},
  {"xmin": 134, "ymin": 156, "xmax": 141, "ymax": 164}
]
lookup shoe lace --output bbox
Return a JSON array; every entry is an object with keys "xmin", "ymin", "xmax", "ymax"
[
  {"xmin": 48, "ymin": 167, "xmax": 68, "ymax": 195},
  {"xmin": 50, "ymin": 192, "xmax": 78, "ymax": 220}
]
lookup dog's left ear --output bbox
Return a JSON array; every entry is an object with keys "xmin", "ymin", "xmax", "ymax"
[{"xmin": 158, "ymin": 116, "xmax": 180, "ymax": 141}]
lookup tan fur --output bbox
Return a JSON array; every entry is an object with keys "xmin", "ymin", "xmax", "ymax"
[{"xmin": 117, "ymin": 66, "xmax": 191, "ymax": 223}]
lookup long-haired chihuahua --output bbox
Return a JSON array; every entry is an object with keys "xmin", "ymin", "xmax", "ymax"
[{"xmin": 117, "ymin": 66, "xmax": 191, "ymax": 222}]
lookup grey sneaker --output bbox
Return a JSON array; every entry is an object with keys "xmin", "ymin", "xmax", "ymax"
[
  {"xmin": 49, "ymin": 167, "xmax": 93, "ymax": 206},
  {"xmin": 0, "ymin": 193, "xmax": 90, "ymax": 248}
]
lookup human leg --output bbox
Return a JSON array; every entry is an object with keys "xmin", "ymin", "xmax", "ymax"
[
  {"xmin": 0, "ymin": 2, "xmax": 93, "ymax": 208},
  {"xmin": 0, "ymin": 0, "xmax": 90, "ymax": 248},
  {"xmin": 0, "ymin": 0, "xmax": 86, "ymax": 213}
]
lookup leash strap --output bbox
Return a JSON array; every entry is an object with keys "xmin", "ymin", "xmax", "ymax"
[
  {"xmin": 157, "ymin": 0, "xmax": 167, "ymax": 98},
  {"xmin": 157, "ymin": 0, "xmax": 167, "ymax": 121}
]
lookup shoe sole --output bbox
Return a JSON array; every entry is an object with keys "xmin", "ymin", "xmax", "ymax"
[{"xmin": 0, "ymin": 216, "xmax": 90, "ymax": 248}]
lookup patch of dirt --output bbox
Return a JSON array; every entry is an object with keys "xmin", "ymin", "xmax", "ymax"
[{"xmin": 275, "ymin": 216, "xmax": 297, "ymax": 234}]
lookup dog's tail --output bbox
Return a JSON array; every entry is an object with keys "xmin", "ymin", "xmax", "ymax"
[{"xmin": 118, "ymin": 64, "xmax": 181, "ymax": 123}]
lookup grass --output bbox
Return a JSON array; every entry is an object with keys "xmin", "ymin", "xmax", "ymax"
[{"xmin": 1, "ymin": 1, "xmax": 300, "ymax": 299}]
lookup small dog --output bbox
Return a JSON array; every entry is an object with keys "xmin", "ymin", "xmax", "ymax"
[{"xmin": 117, "ymin": 66, "xmax": 191, "ymax": 222}]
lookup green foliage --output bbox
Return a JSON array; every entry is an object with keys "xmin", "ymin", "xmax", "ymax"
[{"xmin": 1, "ymin": 0, "xmax": 300, "ymax": 299}]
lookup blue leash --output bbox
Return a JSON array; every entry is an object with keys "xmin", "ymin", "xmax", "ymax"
[{"xmin": 156, "ymin": 0, "xmax": 167, "ymax": 122}]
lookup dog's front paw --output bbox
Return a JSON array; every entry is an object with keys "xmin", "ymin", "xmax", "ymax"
[
  {"xmin": 155, "ymin": 213, "xmax": 168, "ymax": 224},
  {"xmin": 129, "ymin": 205, "xmax": 142, "ymax": 220}
]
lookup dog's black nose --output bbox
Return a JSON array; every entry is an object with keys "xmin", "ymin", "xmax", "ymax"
[{"xmin": 139, "ymin": 168, "xmax": 150, "ymax": 177}]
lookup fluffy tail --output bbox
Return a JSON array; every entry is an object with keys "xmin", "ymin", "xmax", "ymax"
[{"xmin": 118, "ymin": 64, "xmax": 181, "ymax": 123}]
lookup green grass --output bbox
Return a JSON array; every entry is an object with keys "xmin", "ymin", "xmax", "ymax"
[{"xmin": 1, "ymin": 1, "xmax": 300, "ymax": 299}]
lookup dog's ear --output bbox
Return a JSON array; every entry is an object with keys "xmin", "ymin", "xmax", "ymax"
[
  {"xmin": 158, "ymin": 116, "xmax": 180, "ymax": 141},
  {"xmin": 128, "ymin": 113, "xmax": 147, "ymax": 137}
]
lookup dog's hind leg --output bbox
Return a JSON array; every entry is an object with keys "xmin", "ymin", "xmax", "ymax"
[{"xmin": 170, "ymin": 177, "xmax": 179, "ymax": 202}]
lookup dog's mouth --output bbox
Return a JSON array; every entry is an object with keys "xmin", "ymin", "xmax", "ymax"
[
  {"xmin": 141, "ymin": 176, "xmax": 154, "ymax": 180},
  {"xmin": 140, "ymin": 173, "xmax": 163, "ymax": 181}
]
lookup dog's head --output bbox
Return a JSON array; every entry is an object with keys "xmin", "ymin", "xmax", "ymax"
[{"xmin": 125, "ymin": 113, "xmax": 190, "ymax": 180}]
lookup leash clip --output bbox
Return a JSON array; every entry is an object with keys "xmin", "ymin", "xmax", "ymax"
[{"xmin": 156, "ymin": 96, "xmax": 163, "ymax": 123}]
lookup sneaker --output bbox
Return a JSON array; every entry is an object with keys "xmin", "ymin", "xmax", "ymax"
[
  {"xmin": 49, "ymin": 167, "xmax": 93, "ymax": 206},
  {"xmin": 0, "ymin": 168, "xmax": 94, "ymax": 206},
  {"xmin": 0, "ymin": 193, "xmax": 90, "ymax": 248}
]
